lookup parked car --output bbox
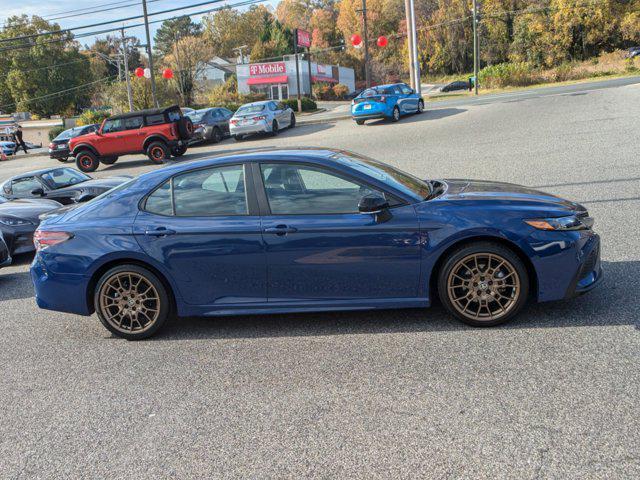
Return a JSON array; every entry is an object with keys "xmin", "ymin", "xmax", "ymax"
[
  {"xmin": 0, "ymin": 231, "xmax": 10, "ymax": 268},
  {"xmin": 440, "ymin": 80, "xmax": 471, "ymax": 93},
  {"xmin": 1, "ymin": 167, "xmax": 130, "ymax": 205},
  {"xmin": 626, "ymin": 46, "xmax": 640, "ymax": 58},
  {"xmin": 68, "ymin": 105, "xmax": 193, "ymax": 173},
  {"xmin": 49, "ymin": 124, "xmax": 99, "ymax": 162},
  {"xmin": 351, "ymin": 83, "xmax": 424, "ymax": 124},
  {"xmin": 0, "ymin": 196, "xmax": 61, "ymax": 256},
  {"xmin": 31, "ymin": 148, "xmax": 601, "ymax": 340},
  {"xmin": 0, "ymin": 141, "xmax": 16, "ymax": 156},
  {"xmin": 186, "ymin": 108, "xmax": 233, "ymax": 144},
  {"xmin": 181, "ymin": 107, "xmax": 196, "ymax": 115},
  {"xmin": 230, "ymin": 101, "xmax": 295, "ymax": 140}
]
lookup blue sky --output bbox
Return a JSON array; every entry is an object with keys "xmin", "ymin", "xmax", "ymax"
[{"xmin": 2, "ymin": 0, "xmax": 278, "ymax": 48}]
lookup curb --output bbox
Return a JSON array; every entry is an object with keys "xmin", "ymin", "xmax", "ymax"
[{"xmin": 297, "ymin": 113, "xmax": 351, "ymax": 126}]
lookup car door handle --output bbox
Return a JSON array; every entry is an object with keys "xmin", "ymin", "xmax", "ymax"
[
  {"xmin": 144, "ymin": 227, "xmax": 176, "ymax": 236},
  {"xmin": 264, "ymin": 225, "xmax": 297, "ymax": 235}
]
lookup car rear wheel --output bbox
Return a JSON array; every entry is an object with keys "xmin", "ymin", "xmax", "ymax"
[
  {"xmin": 234, "ymin": 134, "xmax": 244, "ymax": 141},
  {"xmin": 100, "ymin": 156, "xmax": 118, "ymax": 165},
  {"xmin": 94, "ymin": 265, "xmax": 171, "ymax": 340},
  {"xmin": 171, "ymin": 145, "xmax": 187, "ymax": 157},
  {"xmin": 75, "ymin": 151, "xmax": 99, "ymax": 173},
  {"xmin": 289, "ymin": 113, "xmax": 296, "ymax": 128},
  {"xmin": 391, "ymin": 106, "xmax": 400, "ymax": 122},
  {"xmin": 146, "ymin": 141, "xmax": 170, "ymax": 164},
  {"xmin": 57, "ymin": 156, "xmax": 69, "ymax": 163},
  {"xmin": 271, "ymin": 120, "xmax": 279, "ymax": 136},
  {"xmin": 355, "ymin": 119, "xmax": 365, "ymax": 125},
  {"xmin": 416, "ymin": 99, "xmax": 424, "ymax": 114},
  {"xmin": 211, "ymin": 127, "xmax": 222, "ymax": 143},
  {"xmin": 437, "ymin": 242, "xmax": 529, "ymax": 327}
]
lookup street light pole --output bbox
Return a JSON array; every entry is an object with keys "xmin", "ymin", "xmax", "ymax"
[
  {"xmin": 404, "ymin": 0, "xmax": 415, "ymax": 90},
  {"xmin": 121, "ymin": 28, "xmax": 134, "ymax": 112},
  {"xmin": 472, "ymin": 0, "xmax": 479, "ymax": 95},
  {"xmin": 409, "ymin": 0, "xmax": 420, "ymax": 95},
  {"xmin": 141, "ymin": 0, "xmax": 158, "ymax": 107}
]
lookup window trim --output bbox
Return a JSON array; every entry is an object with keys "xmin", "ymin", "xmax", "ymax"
[
  {"xmin": 252, "ymin": 161, "xmax": 407, "ymax": 216},
  {"xmin": 140, "ymin": 163, "xmax": 258, "ymax": 217}
]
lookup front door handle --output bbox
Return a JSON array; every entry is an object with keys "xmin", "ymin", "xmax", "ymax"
[
  {"xmin": 264, "ymin": 225, "xmax": 297, "ymax": 235},
  {"xmin": 144, "ymin": 227, "xmax": 176, "ymax": 237}
]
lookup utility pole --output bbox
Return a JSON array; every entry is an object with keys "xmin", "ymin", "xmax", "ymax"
[
  {"xmin": 409, "ymin": 0, "xmax": 420, "ymax": 94},
  {"xmin": 404, "ymin": 0, "xmax": 415, "ymax": 90},
  {"xmin": 141, "ymin": 0, "xmax": 158, "ymax": 107},
  {"xmin": 358, "ymin": 0, "xmax": 371, "ymax": 88},
  {"xmin": 293, "ymin": 32, "xmax": 302, "ymax": 112},
  {"xmin": 472, "ymin": 0, "xmax": 479, "ymax": 95},
  {"xmin": 121, "ymin": 28, "xmax": 134, "ymax": 112}
]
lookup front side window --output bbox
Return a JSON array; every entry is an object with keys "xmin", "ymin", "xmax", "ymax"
[
  {"xmin": 11, "ymin": 177, "xmax": 42, "ymax": 194},
  {"xmin": 102, "ymin": 119, "xmax": 123, "ymax": 133},
  {"xmin": 261, "ymin": 163, "xmax": 390, "ymax": 215},
  {"xmin": 145, "ymin": 165, "xmax": 247, "ymax": 217},
  {"xmin": 41, "ymin": 168, "xmax": 90, "ymax": 189}
]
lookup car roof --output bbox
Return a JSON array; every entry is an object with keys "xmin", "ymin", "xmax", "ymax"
[
  {"xmin": 108, "ymin": 105, "xmax": 180, "ymax": 120},
  {"xmin": 3, "ymin": 166, "xmax": 78, "ymax": 183},
  {"xmin": 239, "ymin": 101, "xmax": 273, "ymax": 107}
]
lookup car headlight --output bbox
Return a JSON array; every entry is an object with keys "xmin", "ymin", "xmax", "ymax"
[
  {"xmin": 525, "ymin": 214, "xmax": 593, "ymax": 231},
  {"xmin": 0, "ymin": 217, "xmax": 33, "ymax": 226}
]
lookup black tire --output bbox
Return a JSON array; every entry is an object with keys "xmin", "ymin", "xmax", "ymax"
[
  {"xmin": 75, "ymin": 150, "xmax": 99, "ymax": 173},
  {"xmin": 94, "ymin": 264, "xmax": 171, "ymax": 340},
  {"xmin": 233, "ymin": 134, "xmax": 244, "ymax": 142},
  {"xmin": 100, "ymin": 156, "xmax": 118, "ymax": 165},
  {"xmin": 355, "ymin": 119, "xmax": 365, "ymax": 125},
  {"xmin": 211, "ymin": 127, "xmax": 222, "ymax": 143},
  {"xmin": 391, "ymin": 106, "xmax": 400, "ymax": 122},
  {"xmin": 177, "ymin": 117, "xmax": 194, "ymax": 140},
  {"xmin": 437, "ymin": 241, "xmax": 529, "ymax": 327},
  {"xmin": 271, "ymin": 120, "xmax": 279, "ymax": 136},
  {"xmin": 289, "ymin": 113, "xmax": 296, "ymax": 128},
  {"xmin": 171, "ymin": 145, "xmax": 187, "ymax": 157},
  {"xmin": 57, "ymin": 156, "xmax": 69, "ymax": 163},
  {"xmin": 146, "ymin": 141, "xmax": 170, "ymax": 164},
  {"xmin": 416, "ymin": 99, "xmax": 424, "ymax": 114}
]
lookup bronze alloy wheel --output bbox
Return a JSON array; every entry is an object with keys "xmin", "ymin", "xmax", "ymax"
[
  {"xmin": 446, "ymin": 252, "xmax": 521, "ymax": 321},
  {"xmin": 98, "ymin": 271, "xmax": 161, "ymax": 334},
  {"xmin": 150, "ymin": 146, "xmax": 165, "ymax": 161}
]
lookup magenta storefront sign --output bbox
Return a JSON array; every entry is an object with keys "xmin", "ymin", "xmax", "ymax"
[
  {"xmin": 296, "ymin": 29, "xmax": 311, "ymax": 48},
  {"xmin": 249, "ymin": 62, "xmax": 286, "ymax": 76}
]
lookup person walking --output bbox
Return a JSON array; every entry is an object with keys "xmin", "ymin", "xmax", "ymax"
[{"xmin": 13, "ymin": 125, "xmax": 28, "ymax": 154}]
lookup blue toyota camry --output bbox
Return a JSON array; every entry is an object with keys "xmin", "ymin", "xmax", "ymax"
[
  {"xmin": 31, "ymin": 148, "xmax": 601, "ymax": 340},
  {"xmin": 351, "ymin": 83, "xmax": 424, "ymax": 124}
]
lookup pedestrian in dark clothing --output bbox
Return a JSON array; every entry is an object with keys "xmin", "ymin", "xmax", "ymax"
[{"xmin": 13, "ymin": 125, "xmax": 28, "ymax": 154}]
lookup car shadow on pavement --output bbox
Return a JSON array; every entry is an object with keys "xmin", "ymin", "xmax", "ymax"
[
  {"xmin": 154, "ymin": 260, "xmax": 638, "ymax": 341},
  {"xmin": 0, "ymin": 253, "xmax": 35, "ymax": 301},
  {"xmin": 364, "ymin": 107, "xmax": 466, "ymax": 127}
]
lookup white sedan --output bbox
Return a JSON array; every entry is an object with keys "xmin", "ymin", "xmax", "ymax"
[{"xmin": 230, "ymin": 100, "xmax": 296, "ymax": 140}]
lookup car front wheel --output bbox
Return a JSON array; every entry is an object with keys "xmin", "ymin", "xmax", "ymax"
[
  {"xmin": 147, "ymin": 141, "xmax": 170, "ymax": 164},
  {"xmin": 416, "ymin": 99, "xmax": 424, "ymax": 114},
  {"xmin": 75, "ymin": 151, "xmax": 99, "ymax": 173},
  {"xmin": 94, "ymin": 265, "xmax": 171, "ymax": 340},
  {"xmin": 437, "ymin": 242, "xmax": 529, "ymax": 327},
  {"xmin": 391, "ymin": 106, "xmax": 400, "ymax": 122}
]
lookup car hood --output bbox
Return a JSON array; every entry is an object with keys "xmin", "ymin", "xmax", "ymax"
[
  {"xmin": 0, "ymin": 198, "xmax": 63, "ymax": 222},
  {"xmin": 438, "ymin": 179, "xmax": 586, "ymax": 212}
]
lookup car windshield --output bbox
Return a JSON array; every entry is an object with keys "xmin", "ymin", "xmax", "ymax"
[
  {"xmin": 333, "ymin": 152, "xmax": 432, "ymax": 200},
  {"xmin": 40, "ymin": 168, "xmax": 91, "ymax": 189},
  {"xmin": 236, "ymin": 104, "xmax": 265, "ymax": 115},
  {"xmin": 187, "ymin": 110, "xmax": 209, "ymax": 123}
]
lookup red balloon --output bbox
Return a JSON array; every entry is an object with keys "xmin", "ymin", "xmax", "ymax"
[
  {"xmin": 162, "ymin": 68, "xmax": 174, "ymax": 79},
  {"xmin": 351, "ymin": 34, "xmax": 362, "ymax": 46},
  {"xmin": 135, "ymin": 67, "xmax": 144, "ymax": 78},
  {"xmin": 377, "ymin": 35, "xmax": 388, "ymax": 47}
]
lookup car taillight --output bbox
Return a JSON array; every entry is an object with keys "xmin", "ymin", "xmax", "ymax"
[
  {"xmin": 230, "ymin": 119, "xmax": 238, "ymax": 125},
  {"xmin": 253, "ymin": 115, "xmax": 266, "ymax": 121},
  {"xmin": 34, "ymin": 230, "xmax": 72, "ymax": 251},
  {"xmin": 170, "ymin": 125, "xmax": 176, "ymax": 136},
  {"xmin": 49, "ymin": 143, "xmax": 55, "ymax": 149}
]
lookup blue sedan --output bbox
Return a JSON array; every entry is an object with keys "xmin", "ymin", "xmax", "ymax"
[
  {"xmin": 31, "ymin": 148, "xmax": 601, "ymax": 339},
  {"xmin": 351, "ymin": 83, "xmax": 424, "ymax": 124}
]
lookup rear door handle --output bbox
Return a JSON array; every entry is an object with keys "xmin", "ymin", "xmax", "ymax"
[
  {"xmin": 264, "ymin": 225, "xmax": 297, "ymax": 235},
  {"xmin": 144, "ymin": 227, "xmax": 176, "ymax": 237}
]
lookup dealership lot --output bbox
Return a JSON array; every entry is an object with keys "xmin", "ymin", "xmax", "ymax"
[{"xmin": 0, "ymin": 81, "xmax": 639, "ymax": 478}]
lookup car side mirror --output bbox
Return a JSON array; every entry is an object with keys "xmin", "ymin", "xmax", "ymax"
[
  {"xmin": 358, "ymin": 194, "xmax": 389, "ymax": 214},
  {"xmin": 31, "ymin": 187, "xmax": 44, "ymax": 196}
]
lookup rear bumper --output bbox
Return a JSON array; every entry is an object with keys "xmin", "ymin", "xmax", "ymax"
[
  {"xmin": 352, "ymin": 113, "xmax": 387, "ymax": 121},
  {"xmin": 30, "ymin": 256, "xmax": 92, "ymax": 315},
  {"xmin": 230, "ymin": 122, "xmax": 270, "ymax": 136},
  {"xmin": 49, "ymin": 148, "xmax": 70, "ymax": 159}
]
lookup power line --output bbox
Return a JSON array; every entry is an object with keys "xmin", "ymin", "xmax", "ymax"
[{"xmin": 0, "ymin": 0, "xmax": 265, "ymax": 53}]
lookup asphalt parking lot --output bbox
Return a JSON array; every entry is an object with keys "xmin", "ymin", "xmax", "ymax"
[{"xmin": 1, "ymin": 79, "xmax": 639, "ymax": 478}]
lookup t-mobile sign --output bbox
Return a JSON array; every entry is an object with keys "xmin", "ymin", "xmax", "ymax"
[
  {"xmin": 249, "ymin": 62, "xmax": 286, "ymax": 76},
  {"xmin": 296, "ymin": 29, "xmax": 311, "ymax": 48}
]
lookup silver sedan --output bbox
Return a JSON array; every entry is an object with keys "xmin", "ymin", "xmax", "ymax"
[{"xmin": 229, "ymin": 100, "xmax": 296, "ymax": 141}]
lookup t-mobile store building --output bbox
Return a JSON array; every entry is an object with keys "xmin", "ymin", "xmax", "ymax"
[{"xmin": 236, "ymin": 58, "xmax": 356, "ymax": 100}]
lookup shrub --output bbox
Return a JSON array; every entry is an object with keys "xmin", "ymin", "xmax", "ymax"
[
  {"xmin": 312, "ymin": 82, "xmax": 335, "ymax": 100},
  {"xmin": 478, "ymin": 62, "xmax": 541, "ymax": 88},
  {"xmin": 205, "ymin": 77, "xmax": 267, "ymax": 114},
  {"xmin": 332, "ymin": 83, "xmax": 349, "ymax": 99},
  {"xmin": 77, "ymin": 109, "xmax": 110, "ymax": 126},
  {"xmin": 48, "ymin": 126, "xmax": 66, "ymax": 141},
  {"xmin": 282, "ymin": 97, "xmax": 317, "ymax": 112}
]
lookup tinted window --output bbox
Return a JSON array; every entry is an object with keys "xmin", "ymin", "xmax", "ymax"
[
  {"xmin": 146, "ymin": 114, "xmax": 165, "ymax": 125},
  {"xmin": 102, "ymin": 119, "xmax": 123, "ymax": 133},
  {"xmin": 167, "ymin": 109, "xmax": 181, "ymax": 122},
  {"xmin": 11, "ymin": 177, "xmax": 42, "ymax": 194},
  {"xmin": 221, "ymin": 108, "xmax": 232, "ymax": 117},
  {"xmin": 261, "ymin": 163, "xmax": 388, "ymax": 215},
  {"xmin": 41, "ymin": 168, "xmax": 90, "ymax": 189},
  {"xmin": 145, "ymin": 181, "xmax": 173, "ymax": 216},
  {"xmin": 124, "ymin": 116, "xmax": 143, "ymax": 130},
  {"xmin": 172, "ymin": 165, "xmax": 247, "ymax": 216}
]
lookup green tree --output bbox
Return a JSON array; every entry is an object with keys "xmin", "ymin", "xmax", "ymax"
[
  {"xmin": 154, "ymin": 16, "xmax": 203, "ymax": 57},
  {"xmin": 203, "ymin": 5, "xmax": 271, "ymax": 59},
  {"xmin": 87, "ymin": 35, "xmax": 143, "ymax": 78}
]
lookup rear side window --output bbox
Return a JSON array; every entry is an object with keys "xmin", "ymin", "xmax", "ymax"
[
  {"xmin": 124, "ymin": 116, "xmax": 143, "ymax": 130},
  {"xmin": 146, "ymin": 114, "xmax": 165, "ymax": 125},
  {"xmin": 145, "ymin": 181, "xmax": 173, "ymax": 215},
  {"xmin": 167, "ymin": 110, "xmax": 181, "ymax": 122}
]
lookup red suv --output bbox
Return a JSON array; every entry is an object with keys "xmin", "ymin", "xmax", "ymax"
[{"xmin": 69, "ymin": 106, "xmax": 193, "ymax": 172}]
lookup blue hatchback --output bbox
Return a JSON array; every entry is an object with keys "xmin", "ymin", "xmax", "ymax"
[
  {"xmin": 31, "ymin": 148, "xmax": 602, "ymax": 339},
  {"xmin": 351, "ymin": 83, "xmax": 424, "ymax": 124}
]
